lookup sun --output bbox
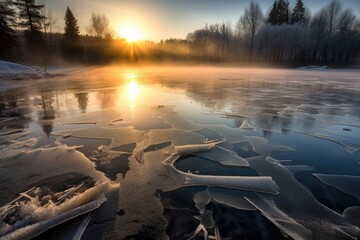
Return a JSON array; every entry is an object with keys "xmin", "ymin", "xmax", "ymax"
[{"xmin": 118, "ymin": 24, "xmax": 142, "ymax": 43}]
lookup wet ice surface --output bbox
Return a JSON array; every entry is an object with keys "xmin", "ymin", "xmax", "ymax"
[{"xmin": 0, "ymin": 67, "xmax": 360, "ymax": 239}]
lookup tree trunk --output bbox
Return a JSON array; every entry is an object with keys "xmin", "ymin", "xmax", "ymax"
[{"xmin": 25, "ymin": 0, "xmax": 34, "ymax": 34}]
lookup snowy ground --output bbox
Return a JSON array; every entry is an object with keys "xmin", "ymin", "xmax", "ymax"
[
  {"xmin": 0, "ymin": 60, "xmax": 69, "ymax": 81},
  {"xmin": 0, "ymin": 60, "xmax": 43, "ymax": 79}
]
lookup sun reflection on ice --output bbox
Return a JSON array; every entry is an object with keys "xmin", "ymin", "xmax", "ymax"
[
  {"xmin": 125, "ymin": 73, "xmax": 139, "ymax": 115},
  {"xmin": 127, "ymin": 81, "xmax": 139, "ymax": 100}
]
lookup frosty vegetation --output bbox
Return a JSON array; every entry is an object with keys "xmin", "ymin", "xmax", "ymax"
[{"xmin": 0, "ymin": 0, "xmax": 359, "ymax": 65}]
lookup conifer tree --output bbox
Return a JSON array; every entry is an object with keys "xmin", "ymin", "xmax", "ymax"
[
  {"xmin": 291, "ymin": 0, "xmax": 306, "ymax": 25},
  {"xmin": 0, "ymin": 0, "xmax": 17, "ymax": 58},
  {"xmin": 62, "ymin": 7, "xmax": 81, "ymax": 59},
  {"xmin": 14, "ymin": 0, "xmax": 44, "ymax": 34},
  {"xmin": 277, "ymin": 0, "xmax": 289, "ymax": 24},
  {"xmin": 267, "ymin": 0, "xmax": 278, "ymax": 25}
]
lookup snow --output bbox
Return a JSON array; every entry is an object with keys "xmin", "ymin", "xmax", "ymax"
[
  {"xmin": 0, "ymin": 60, "xmax": 38, "ymax": 73},
  {"xmin": 0, "ymin": 60, "xmax": 43, "ymax": 80}
]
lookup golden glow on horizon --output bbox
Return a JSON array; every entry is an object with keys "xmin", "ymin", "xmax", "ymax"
[{"xmin": 118, "ymin": 24, "xmax": 143, "ymax": 42}]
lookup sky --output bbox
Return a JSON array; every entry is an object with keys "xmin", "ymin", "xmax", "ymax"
[{"xmin": 45, "ymin": 0, "xmax": 360, "ymax": 42}]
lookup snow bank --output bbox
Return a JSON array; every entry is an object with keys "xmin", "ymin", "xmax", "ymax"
[
  {"xmin": 0, "ymin": 60, "xmax": 38, "ymax": 73},
  {"xmin": 0, "ymin": 60, "xmax": 42, "ymax": 80}
]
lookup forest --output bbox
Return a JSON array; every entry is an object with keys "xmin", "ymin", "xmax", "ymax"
[{"xmin": 0, "ymin": 0, "xmax": 360, "ymax": 66}]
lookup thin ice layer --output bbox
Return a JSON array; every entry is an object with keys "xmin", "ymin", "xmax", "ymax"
[
  {"xmin": 246, "ymin": 155, "xmax": 360, "ymax": 239},
  {"xmin": 207, "ymin": 188, "xmax": 257, "ymax": 211},
  {"xmin": 194, "ymin": 146, "xmax": 249, "ymax": 167},
  {"xmin": 59, "ymin": 110, "xmax": 123, "ymax": 125},
  {"xmin": 314, "ymin": 174, "xmax": 360, "ymax": 200},
  {"xmin": 52, "ymin": 126, "xmax": 144, "ymax": 149}
]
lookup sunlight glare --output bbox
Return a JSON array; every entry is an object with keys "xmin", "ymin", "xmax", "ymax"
[
  {"xmin": 118, "ymin": 24, "xmax": 142, "ymax": 42},
  {"xmin": 127, "ymin": 81, "xmax": 139, "ymax": 99}
]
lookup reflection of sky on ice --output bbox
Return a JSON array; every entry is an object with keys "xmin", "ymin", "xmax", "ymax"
[{"xmin": 0, "ymin": 67, "xmax": 360, "ymax": 239}]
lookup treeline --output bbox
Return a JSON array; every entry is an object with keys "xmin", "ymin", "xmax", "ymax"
[
  {"xmin": 0, "ymin": 0, "xmax": 191, "ymax": 65},
  {"xmin": 1, "ymin": 0, "xmax": 360, "ymax": 66},
  {"xmin": 187, "ymin": 0, "xmax": 360, "ymax": 65}
]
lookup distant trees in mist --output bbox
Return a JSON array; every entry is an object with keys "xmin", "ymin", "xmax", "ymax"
[
  {"xmin": 0, "ymin": 0, "xmax": 359, "ymax": 66},
  {"xmin": 187, "ymin": 0, "xmax": 360, "ymax": 65}
]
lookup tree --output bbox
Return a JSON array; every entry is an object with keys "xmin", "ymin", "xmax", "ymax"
[
  {"xmin": 87, "ymin": 13, "xmax": 109, "ymax": 39},
  {"xmin": 277, "ymin": 0, "xmax": 289, "ymax": 24},
  {"xmin": 14, "ymin": 0, "xmax": 45, "ymax": 53},
  {"xmin": 326, "ymin": 0, "xmax": 342, "ymax": 36},
  {"xmin": 14, "ymin": 0, "xmax": 45, "ymax": 34},
  {"xmin": 267, "ymin": 0, "xmax": 289, "ymax": 25},
  {"xmin": 267, "ymin": 0, "xmax": 278, "ymax": 25},
  {"xmin": 62, "ymin": 7, "xmax": 81, "ymax": 58},
  {"xmin": 240, "ymin": 1, "xmax": 263, "ymax": 60},
  {"xmin": 291, "ymin": 0, "xmax": 306, "ymax": 25},
  {"xmin": 0, "ymin": 0, "xmax": 17, "ymax": 58}
]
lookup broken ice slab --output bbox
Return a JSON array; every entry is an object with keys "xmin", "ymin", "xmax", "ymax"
[
  {"xmin": 193, "ymin": 146, "xmax": 249, "ymax": 167},
  {"xmin": 192, "ymin": 128, "xmax": 223, "ymax": 142},
  {"xmin": 52, "ymin": 126, "xmax": 144, "ymax": 149},
  {"xmin": 248, "ymin": 155, "xmax": 360, "ymax": 239},
  {"xmin": 205, "ymin": 188, "xmax": 257, "ymax": 211},
  {"xmin": 0, "ymin": 184, "xmax": 110, "ymax": 240},
  {"xmin": 0, "ymin": 144, "xmax": 118, "ymax": 239},
  {"xmin": 244, "ymin": 195, "xmax": 312, "ymax": 240},
  {"xmin": 313, "ymin": 174, "xmax": 360, "ymax": 200},
  {"xmin": 175, "ymin": 140, "xmax": 225, "ymax": 156},
  {"xmin": 163, "ymin": 140, "xmax": 225, "ymax": 165},
  {"xmin": 182, "ymin": 174, "xmax": 279, "ymax": 195},
  {"xmin": 0, "ymin": 130, "xmax": 31, "ymax": 144},
  {"xmin": 58, "ymin": 110, "xmax": 123, "ymax": 125},
  {"xmin": 148, "ymin": 129, "xmax": 205, "ymax": 147},
  {"xmin": 163, "ymin": 165, "xmax": 279, "ymax": 195},
  {"xmin": 0, "ymin": 128, "xmax": 25, "ymax": 136},
  {"xmin": 193, "ymin": 189, "xmax": 211, "ymax": 214}
]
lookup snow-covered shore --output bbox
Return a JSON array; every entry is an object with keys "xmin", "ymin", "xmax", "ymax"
[
  {"xmin": 0, "ymin": 60, "xmax": 70, "ymax": 81},
  {"xmin": 0, "ymin": 60, "xmax": 44, "ymax": 80}
]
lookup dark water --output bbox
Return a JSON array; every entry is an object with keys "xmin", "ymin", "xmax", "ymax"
[{"xmin": 0, "ymin": 67, "xmax": 359, "ymax": 239}]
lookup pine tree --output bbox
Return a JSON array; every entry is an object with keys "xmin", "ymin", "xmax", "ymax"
[
  {"xmin": 267, "ymin": 0, "xmax": 278, "ymax": 25},
  {"xmin": 62, "ymin": 7, "xmax": 81, "ymax": 59},
  {"xmin": 0, "ymin": 0, "xmax": 18, "ymax": 58},
  {"xmin": 291, "ymin": 0, "xmax": 306, "ymax": 25},
  {"xmin": 14, "ymin": 0, "xmax": 45, "ymax": 34},
  {"xmin": 277, "ymin": 0, "xmax": 289, "ymax": 24}
]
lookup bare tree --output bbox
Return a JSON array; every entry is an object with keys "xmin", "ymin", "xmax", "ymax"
[
  {"xmin": 326, "ymin": 0, "xmax": 342, "ymax": 36},
  {"xmin": 86, "ymin": 13, "xmax": 109, "ymax": 39},
  {"xmin": 39, "ymin": 2, "xmax": 58, "ymax": 70},
  {"xmin": 239, "ymin": 1, "xmax": 263, "ymax": 60}
]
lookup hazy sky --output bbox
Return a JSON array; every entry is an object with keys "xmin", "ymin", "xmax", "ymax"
[{"xmin": 45, "ymin": 0, "xmax": 360, "ymax": 42}]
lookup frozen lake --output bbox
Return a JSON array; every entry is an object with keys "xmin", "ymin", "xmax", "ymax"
[{"xmin": 0, "ymin": 66, "xmax": 360, "ymax": 239}]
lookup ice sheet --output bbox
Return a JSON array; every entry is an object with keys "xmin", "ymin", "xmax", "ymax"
[
  {"xmin": 314, "ymin": 174, "xmax": 360, "ymax": 200},
  {"xmin": 193, "ymin": 146, "xmax": 249, "ymax": 167},
  {"xmin": 246, "ymin": 156, "xmax": 360, "ymax": 239}
]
